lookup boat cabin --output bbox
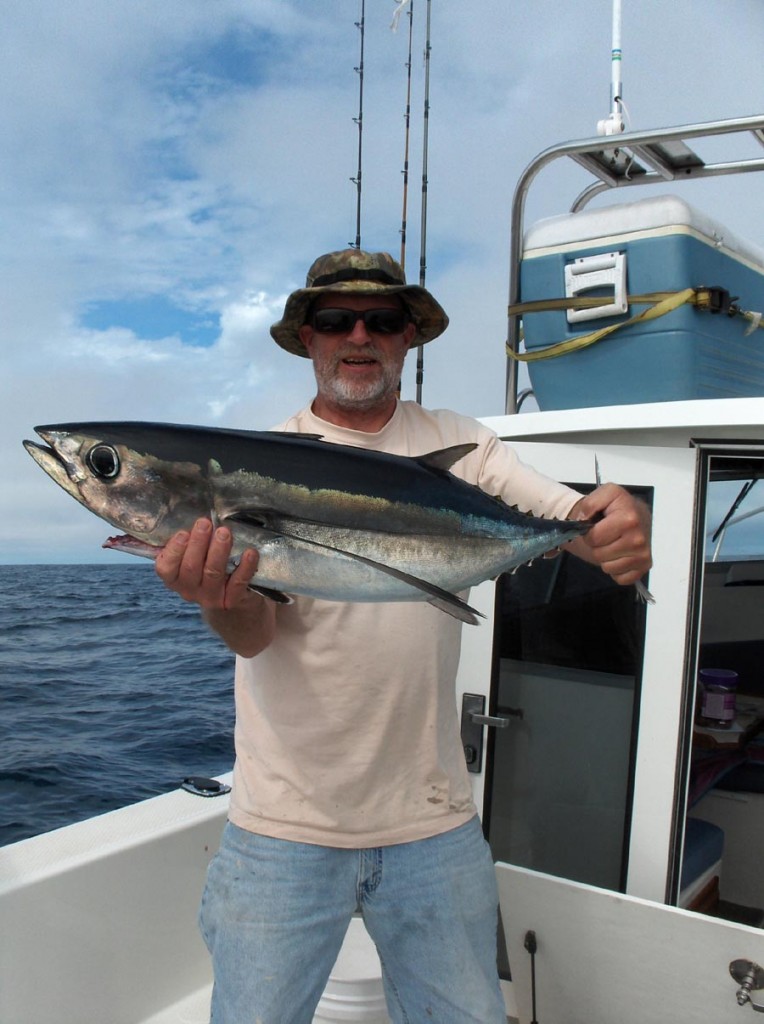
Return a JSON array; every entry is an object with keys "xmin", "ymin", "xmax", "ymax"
[
  {"xmin": 484, "ymin": 112, "xmax": 764, "ymax": 1021},
  {"xmin": 474, "ymin": 399, "xmax": 764, "ymax": 1021}
]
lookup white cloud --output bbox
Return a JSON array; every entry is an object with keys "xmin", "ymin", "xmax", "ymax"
[{"xmin": 3, "ymin": 0, "xmax": 764, "ymax": 562}]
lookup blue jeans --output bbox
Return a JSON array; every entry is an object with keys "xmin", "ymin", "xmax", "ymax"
[{"xmin": 199, "ymin": 817, "xmax": 506, "ymax": 1023}]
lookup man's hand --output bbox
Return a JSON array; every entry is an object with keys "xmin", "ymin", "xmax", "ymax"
[
  {"xmin": 155, "ymin": 518, "xmax": 259, "ymax": 611},
  {"xmin": 154, "ymin": 518, "xmax": 275, "ymax": 657},
  {"xmin": 568, "ymin": 483, "xmax": 652, "ymax": 587}
]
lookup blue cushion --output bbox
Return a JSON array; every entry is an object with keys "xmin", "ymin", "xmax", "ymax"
[{"xmin": 682, "ymin": 818, "xmax": 724, "ymax": 889}]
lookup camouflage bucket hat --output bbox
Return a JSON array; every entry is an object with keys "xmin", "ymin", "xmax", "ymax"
[{"xmin": 270, "ymin": 249, "xmax": 449, "ymax": 357}]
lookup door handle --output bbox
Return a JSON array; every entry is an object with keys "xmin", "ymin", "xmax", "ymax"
[
  {"xmin": 470, "ymin": 712, "xmax": 509, "ymax": 729},
  {"xmin": 469, "ymin": 708, "xmax": 523, "ymax": 728},
  {"xmin": 460, "ymin": 694, "xmax": 524, "ymax": 773}
]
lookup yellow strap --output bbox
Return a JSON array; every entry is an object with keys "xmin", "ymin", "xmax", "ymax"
[
  {"xmin": 509, "ymin": 292, "xmax": 679, "ymax": 316},
  {"xmin": 507, "ymin": 287, "xmax": 697, "ymax": 362}
]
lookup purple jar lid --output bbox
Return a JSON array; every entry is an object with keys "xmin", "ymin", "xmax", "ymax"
[{"xmin": 699, "ymin": 668, "xmax": 738, "ymax": 688}]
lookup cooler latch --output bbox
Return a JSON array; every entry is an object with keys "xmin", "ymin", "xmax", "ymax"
[
  {"xmin": 695, "ymin": 285, "xmax": 738, "ymax": 315},
  {"xmin": 564, "ymin": 251, "xmax": 628, "ymax": 324}
]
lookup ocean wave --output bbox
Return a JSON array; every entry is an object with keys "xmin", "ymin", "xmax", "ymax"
[{"xmin": 0, "ymin": 564, "xmax": 235, "ymax": 846}]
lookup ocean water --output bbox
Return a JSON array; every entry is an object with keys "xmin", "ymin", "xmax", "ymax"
[{"xmin": 0, "ymin": 563, "xmax": 236, "ymax": 847}]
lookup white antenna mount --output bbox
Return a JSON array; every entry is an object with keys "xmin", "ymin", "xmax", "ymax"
[{"xmin": 597, "ymin": 0, "xmax": 625, "ymax": 136}]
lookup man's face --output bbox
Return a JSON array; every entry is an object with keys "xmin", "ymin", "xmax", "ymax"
[{"xmin": 298, "ymin": 294, "xmax": 415, "ymax": 414}]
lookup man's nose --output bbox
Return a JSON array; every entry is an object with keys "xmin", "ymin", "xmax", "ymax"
[{"xmin": 346, "ymin": 317, "xmax": 373, "ymax": 343}]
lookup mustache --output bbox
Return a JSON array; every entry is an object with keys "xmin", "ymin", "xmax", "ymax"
[{"xmin": 333, "ymin": 346, "xmax": 384, "ymax": 363}]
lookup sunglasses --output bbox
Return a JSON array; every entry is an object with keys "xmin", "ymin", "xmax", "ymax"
[{"xmin": 310, "ymin": 307, "xmax": 410, "ymax": 336}]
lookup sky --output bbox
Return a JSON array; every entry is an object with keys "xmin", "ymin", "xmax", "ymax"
[{"xmin": 3, "ymin": 0, "xmax": 764, "ymax": 564}]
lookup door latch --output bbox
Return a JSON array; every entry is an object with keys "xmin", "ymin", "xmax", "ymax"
[
  {"xmin": 730, "ymin": 960, "xmax": 764, "ymax": 1012},
  {"xmin": 460, "ymin": 693, "xmax": 522, "ymax": 773}
]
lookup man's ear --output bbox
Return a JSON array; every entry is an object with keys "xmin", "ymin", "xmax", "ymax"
[
  {"xmin": 403, "ymin": 321, "xmax": 416, "ymax": 350},
  {"xmin": 298, "ymin": 324, "xmax": 314, "ymax": 356}
]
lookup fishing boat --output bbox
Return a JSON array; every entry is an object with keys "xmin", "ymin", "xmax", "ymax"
[
  {"xmin": 5, "ymin": 9, "xmax": 764, "ymax": 1024},
  {"xmin": 4, "ymin": 112, "xmax": 764, "ymax": 1024}
]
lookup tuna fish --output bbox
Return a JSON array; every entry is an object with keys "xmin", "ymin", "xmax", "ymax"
[{"xmin": 23, "ymin": 421, "xmax": 590, "ymax": 624}]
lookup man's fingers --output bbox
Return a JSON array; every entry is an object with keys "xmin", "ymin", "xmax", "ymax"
[
  {"xmin": 155, "ymin": 530, "xmax": 191, "ymax": 583},
  {"xmin": 201, "ymin": 525, "xmax": 236, "ymax": 578},
  {"xmin": 154, "ymin": 519, "xmax": 262, "ymax": 611},
  {"xmin": 570, "ymin": 484, "xmax": 652, "ymax": 586},
  {"xmin": 223, "ymin": 549, "xmax": 260, "ymax": 610},
  {"xmin": 231, "ymin": 548, "xmax": 259, "ymax": 581},
  {"xmin": 175, "ymin": 519, "xmax": 216, "ymax": 584}
]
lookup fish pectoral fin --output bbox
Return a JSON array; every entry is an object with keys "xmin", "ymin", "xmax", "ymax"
[
  {"xmin": 423, "ymin": 595, "xmax": 483, "ymax": 625},
  {"xmin": 416, "ymin": 442, "xmax": 478, "ymax": 474},
  {"xmin": 318, "ymin": 543, "xmax": 484, "ymax": 625},
  {"xmin": 222, "ymin": 509, "xmax": 271, "ymax": 528},
  {"xmin": 235, "ymin": 517, "xmax": 484, "ymax": 625},
  {"xmin": 248, "ymin": 584, "xmax": 293, "ymax": 604}
]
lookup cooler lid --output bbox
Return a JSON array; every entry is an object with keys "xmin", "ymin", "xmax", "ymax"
[{"xmin": 522, "ymin": 194, "xmax": 764, "ymax": 269}]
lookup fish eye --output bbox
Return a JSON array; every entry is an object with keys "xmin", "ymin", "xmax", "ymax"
[{"xmin": 86, "ymin": 444, "xmax": 120, "ymax": 480}]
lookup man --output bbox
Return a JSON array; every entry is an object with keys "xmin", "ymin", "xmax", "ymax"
[{"xmin": 156, "ymin": 249, "xmax": 652, "ymax": 1023}]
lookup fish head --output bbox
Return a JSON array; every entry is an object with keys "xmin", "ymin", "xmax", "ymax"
[{"xmin": 23, "ymin": 423, "xmax": 211, "ymax": 546}]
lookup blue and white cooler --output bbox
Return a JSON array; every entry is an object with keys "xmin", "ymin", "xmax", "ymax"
[{"xmin": 518, "ymin": 195, "xmax": 764, "ymax": 410}]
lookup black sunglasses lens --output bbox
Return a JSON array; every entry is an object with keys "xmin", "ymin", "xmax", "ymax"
[
  {"xmin": 312, "ymin": 309, "xmax": 355, "ymax": 333},
  {"xmin": 365, "ymin": 310, "xmax": 407, "ymax": 334},
  {"xmin": 312, "ymin": 309, "xmax": 408, "ymax": 335}
]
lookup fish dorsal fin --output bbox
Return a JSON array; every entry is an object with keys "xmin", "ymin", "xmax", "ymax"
[{"xmin": 416, "ymin": 443, "xmax": 478, "ymax": 474}]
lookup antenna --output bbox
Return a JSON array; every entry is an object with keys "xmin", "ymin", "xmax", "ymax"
[
  {"xmin": 597, "ymin": 0, "xmax": 625, "ymax": 137},
  {"xmin": 415, "ymin": 0, "xmax": 432, "ymax": 404},
  {"xmin": 350, "ymin": 0, "xmax": 366, "ymax": 248}
]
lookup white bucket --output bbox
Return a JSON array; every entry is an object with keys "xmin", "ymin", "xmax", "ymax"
[{"xmin": 313, "ymin": 917, "xmax": 390, "ymax": 1023}]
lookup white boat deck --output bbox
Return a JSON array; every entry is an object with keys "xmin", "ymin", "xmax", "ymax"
[
  {"xmin": 0, "ymin": 778, "xmax": 402, "ymax": 1023},
  {"xmin": 0, "ymin": 779, "xmax": 228, "ymax": 1024},
  {"xmin": 140, "ymin": 987, "xmax": 212, "ymax": 1024}
]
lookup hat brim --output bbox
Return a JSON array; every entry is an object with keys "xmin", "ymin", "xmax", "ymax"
[{"xmin": 270, "ymin": 280, "xmax": 449, "ymax": 357}]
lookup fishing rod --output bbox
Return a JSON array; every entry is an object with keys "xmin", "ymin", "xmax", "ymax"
[
  {"xmin": 415, "ymin": 0, "xmax": 432, "ymax": 404},
  {"xmin": 390, "ymin": 0, "xmax": 414, "ymax": 401},
  {"xmin": 350, "ymin": 0, "xmax": 365, "ymax": 248},
  {"xmin": 397, "ymin": 0, "xmax": 414, "ymax": 271}
]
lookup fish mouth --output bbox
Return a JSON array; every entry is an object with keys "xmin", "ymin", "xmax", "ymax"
[
  {"xmin": 23, "ymin": 439, "xmax": 85, "ymax": 505},
  {"xmin": 102, "ymin": 534, "xmax": 162, "ymax": 558}
]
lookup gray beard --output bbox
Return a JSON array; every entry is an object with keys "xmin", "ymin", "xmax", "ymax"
[{"xmin": 312, "ymin": 351, "xmax": 403, "ymax": 412}]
